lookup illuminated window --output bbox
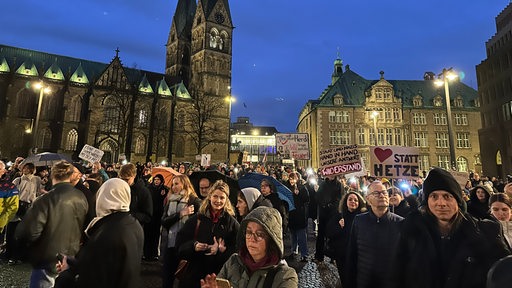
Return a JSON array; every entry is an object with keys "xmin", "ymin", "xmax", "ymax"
[
  {"xmin": 65, "ymin": 129, "xmax": 78, "ymax": 151},
  {"xmin": 435, "ymin": 132, "xmax": 449, "ymax": 148},
  {"xmin": 135, "ymin": 135, "xmax": 146, "ymax": 154},
  {"xmin": 457, "ymin": 157, "xmax": 468, "ymax": 172},
  {"xmin": 456, "ymin": 132, "xmax": 471, "ymax": 148}
]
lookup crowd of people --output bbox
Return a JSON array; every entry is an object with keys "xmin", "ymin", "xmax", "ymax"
[{"xmin": 1, "ymin": 156, "xmax": 512, "ymax": 288}]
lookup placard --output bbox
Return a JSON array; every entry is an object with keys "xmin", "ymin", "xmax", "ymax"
[
  {"xmin": 275, "ymin": 133, "xmax": 310, "ymax": 160},
  {"xmin": 319, "ymin": 144, "xmax": 362, "ymax": 177},
  {"xmin": 201, "ymin": 154, "xmax": 211, "ymax": 167},
  {"xmin": 79, "ymin": 144, "xmax": 104, "ymax": 163},
  {"xmin": 369, "ymin": 146, "xmax": 420, "ymax": 179}
]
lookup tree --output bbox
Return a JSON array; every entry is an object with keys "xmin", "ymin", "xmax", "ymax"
[{"xmin": 184, "ymin": 94, "xmax": 226, "ymax": 155}]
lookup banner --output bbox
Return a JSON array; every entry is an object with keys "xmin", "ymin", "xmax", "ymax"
[
  {"xmin": 275, "ymin": 133, "xmax": 310, "ymax": 160},
  {"xmin": 319, "ymin": 144, "xmax": 362, "ymax": 177},
  {"xmin": 369, "ymin": 146, "xmax": 420, "ymax": 179},
  {"xmin": 79, "ymin": 144, "xmax": 104, "ymax": 163}
]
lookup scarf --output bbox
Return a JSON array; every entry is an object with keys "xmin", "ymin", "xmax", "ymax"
[
  {"xmin": 240, "ymin": 247, "xmax": 279, "ymax": 275},
  {"xmin": 210, "ymin": 207, "xmax": 222, "ymax": 223}
]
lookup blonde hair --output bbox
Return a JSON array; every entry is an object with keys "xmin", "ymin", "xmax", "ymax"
[
  {"xmin": 170, "ymin": 174, "xmax": 198, "ymax": 200},
  {"xmin": 119, "ymin": 163, "xmax": 136, "ymax": 179},
  {"xmin": 199, "ymin": 180, "xmax": 235, "ymax": 216}
]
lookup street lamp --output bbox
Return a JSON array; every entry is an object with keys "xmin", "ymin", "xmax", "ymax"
[
  {"xmin": 32, "ymin": 82, "xmax": 51, "ymax": 154},
  {"xmin": 371, "ymin": 111, "xmax": 379, "ymax": 146},
  {"xmin": 226, "ymin": 86, "xmax": 235, "ymax": 164},
  {"xmin": 434, "ymin": 67, "xmax": 458, "ymax": 169}
]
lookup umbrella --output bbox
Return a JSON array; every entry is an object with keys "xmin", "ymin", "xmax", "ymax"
[
  {"xmin": 189, "ymin": 170, "xmax": 240, "ymax": 206},
  {"xmin": 238, "ymin": 172, "xmax": 295, "ymax": 211},
  {"xmin": 21, "ymin": 152, "xmax": 72, "ymax": 167},
  {"xmin": 151, "ymin": 167, "xmax": 181, "ymax": 188}
]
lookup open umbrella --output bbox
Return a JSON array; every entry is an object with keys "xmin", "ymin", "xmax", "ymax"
[
  {"xmin": 189, "ymin": 170, "xmax": 240, "ymax": 206},
  {"xmin": 21, "ymin": 152, "xmax": 72, "ymax": 167},
  {"xmin": 151, "ymin": 167, "xmax": 181, "ymax": 188},
  {"xmin": 238, "ymin": 172, "xmax": 295, "ymax": 211}
]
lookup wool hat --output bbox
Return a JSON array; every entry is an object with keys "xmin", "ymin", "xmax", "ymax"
[{"xmin": 422, "ymin": 167, "xmax": 464, "ymax": 210}]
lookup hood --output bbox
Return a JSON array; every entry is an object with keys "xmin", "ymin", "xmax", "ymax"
[
  {"xmin": 237, "ymin": 206, "xmax": 284, "ymax": 258},
  {"xmin": 241, "ymin": 187, "xmax": 261, "ymax": 211},
  {"xmin": 469, "ymin": 184, "xmax": 493, "ymax": 203}
]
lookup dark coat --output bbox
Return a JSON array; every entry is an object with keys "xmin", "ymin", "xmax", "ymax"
[
  {"xmin": 176, "ymin": 211, "xmax": 240, "ymax": 288},
  {"xmin": 390, "ymin": 211, "xmax": 511, "ymax": 288},
  {"xmin": 263, "ymin": 192, "xmax": 288, "ymax": 231},
  {"xmin": 285, "ymin": 181, "xmax": 309, "ymax": 230},
  {"xmin": 326, "ymin": 209, "xmax": 359, "ymax": 264},
  {"xmin": 15, "ymin": 182, "xmax": 88, "ymax": 270},
  {"xmin": 389, "ymin": 200, "xmax": 412, "ymax": 218},
  {"xmin": 467, "ymin": 185, "xmax": 492, "ymax": 220},
  {"xmin": 345, "ymin": 209, "xmax": 403, "ymax": 288},
  {"xmin": 129, "ymin": 179, "xmax": 153, "ymax": 224}
]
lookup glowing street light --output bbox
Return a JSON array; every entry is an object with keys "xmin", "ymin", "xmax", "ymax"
[
  {"xmin": 32, "ymin": 82, "xmax": 51, "ymax": 154},
  {"xmin": 434, "ymin": 67, "xmax": 458, "ymax": 169}
]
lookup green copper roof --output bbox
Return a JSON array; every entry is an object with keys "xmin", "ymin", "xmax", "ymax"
[
  {"xmin": 70, "ymin": 62, "xmax": 89, "ymax": 84},
  {"xmin": 16, "ymin": 58, "xmax": 39, "ymax": 76},
  {"xmin": 171, "ymin": 82, "xmax": 192, "ymax": 99},
  {"xmin": 0, "ymin": 57, "xmax": 9, "ymax": 73},
  {"xmin": 138, "ymin": 74, "xmax": 154, "ymax": 94},
  {"xmin": 157, "ymin": 78, "xmax": 172, "ymax": 96},
  {"xmin": 43, "ymin": 60, "xmax": 65, "ymax": 80}
]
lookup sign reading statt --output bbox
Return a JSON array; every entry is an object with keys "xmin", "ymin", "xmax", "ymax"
[
  {"xmin": 319, "ymin": 144, "xmax": 362, "ymax": 177},
  {"xmin": 79, "ymin": 144, "xmax": 104, "ymax": 163},
  {"xmin": 369, "ymin": 146, "xmax": 420, "ymax": 179},
  {"xmin": 275, "ymin": 133, "xmax": 310, "ymax": 160}
]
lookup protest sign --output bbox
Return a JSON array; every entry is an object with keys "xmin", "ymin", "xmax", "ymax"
[
  {"xmin": 369, "ymin": 146, "xmax": 420, "ymax": 179},
  {"xmin": 275, "ymin": 133, "xmax": 310, "ymax": 160},
  {"xmin": 79, "ymin": 144, "xmax": 104, "ymax": 163},
  {"xmin": 319, "ymin": 144, "xmax": 362, "ymax": 177}
]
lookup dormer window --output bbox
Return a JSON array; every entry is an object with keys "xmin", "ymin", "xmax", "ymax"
[
  {"xmin": 433, "ymin": 95, "xmax": 443, "ymax": 107},
  {"xmin": 474, "ymin": 97, "xmax": 481, "ymax": 107},
  {"xmin": 454, "ymin": 96, "xmax": 463, "ymax": 108},
  {"xmin": 413, "ymin": 95, "xmax": 423, "ymax": 107},
  {"xmin": 333, "ymin": 95, "xmax": 343, "ymax": 106}
]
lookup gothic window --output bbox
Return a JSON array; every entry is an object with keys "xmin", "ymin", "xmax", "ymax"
[
  {"xmin": 37, "ymin": 127, "xmax": 52, "ymax": 149},
  {"xmin": 158, "ymin": 107, "xmax": 168, "ymax": 130},
  {"xmin": 65, "ymin": 129, "xmax": 78, "ymax": 151},
  {"xmin": 135, "ymin": 134, "xmax": 146, "ymax": 154},
  {"xmin": 41, "ymin": 95, "xmax": 57, "ymax": 120},
  {"xmin": 99, "ymin": 139, "xmax": 118, "ymax": 164},
  {"xmin": 101, "ymin": 96, "xmax": 120, "ymax": 133},
  {"xmin": 433, "ymin": 95, "xmax": 443, "ymax": 107},
  {"xmin": 209, "ymin": 28, "xmax": 220, "ymax": 49},
  {"xmin": 67, "ymin": 96, "xmax": 81, "ymax": 122},
  {"xmin": 16, "ymin": 89, "xmax": 36, "ymax": 118},
  {"xmin": 176, "ymin": 110, "xmax": 185, "ymax": 128},
  {"xmin": 175, "ymin": 137, "xmax": 185, "ymax": 158},
  {"xmin": 413, "ymin": 95, "xmax": 423, "ymax": 107},
  {"xmin": 137, "ymin": 108, "xmax": 149, "ymax": 128}
]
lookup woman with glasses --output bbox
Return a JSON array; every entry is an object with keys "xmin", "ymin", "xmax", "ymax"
[
  {"xmin": 200, "ymin": 207, "xmax": 298, "ymax": 288},
  {"xmin": 176, "ymin": 180, "xmax": 239, "ymax": 288}
]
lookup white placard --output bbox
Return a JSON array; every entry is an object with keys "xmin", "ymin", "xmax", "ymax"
[
  {"xmin": 79, "ymin": 144, "xmax": 104, "ymax": 163},
  {"xmin": 201, "ymin": 154, "xmax": 211, "ymax": 167},
  {"xmin": 275, "ymin": 133, "xmax": 310, "ymax": 160}
]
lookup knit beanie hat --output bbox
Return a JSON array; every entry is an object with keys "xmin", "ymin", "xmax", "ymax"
[{"xmin": 422, "ymin": 167, "xmax": 465, "ymax": 210}]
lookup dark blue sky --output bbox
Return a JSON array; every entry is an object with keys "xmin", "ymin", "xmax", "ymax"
[{"xmin": 1, "ymin": 1, "xmax": 509, "ymax": 132}]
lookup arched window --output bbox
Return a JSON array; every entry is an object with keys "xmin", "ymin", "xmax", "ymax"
[
  {"xmin": 101, "ymin": 96, "xmax": 120, "ymax": 133},
  {"xmin": 456, "ymin": 156, "xmax": 468, "ymax": 172},
  {"xmin": 16, "ymin": 89, "xmax": 36, "ymax": 118},
  {"xmin": 37, "ymin": 127, "xmax": 52, "ymax": 149},
  {"xmin": 99, "ymin": 139, "xmax": 118, "ymax": 164},
  {"xmin": 67, "ymin": 96, "xmax": 81, "ymax": 122},
  {"xmin": 175, "ymin": 137, "xmax": 185, "ymax": 158},
  {"xmin": 138, "ymin": 108, "xmax": 149, "ymax": 128},
  {"xmin": 135, "ymin": 134, "xmax": 146, "ymax": 154},
  {"xmin": 65, "ymin": 129, "xmax": 78, "ymax": 151},
  {"xmin": 433, "ymin": 95, "xmax": 443, "ymax": 107},
  {"xmin": 158, "ymin": 108, "xmax": 168, "ymax": 130}
]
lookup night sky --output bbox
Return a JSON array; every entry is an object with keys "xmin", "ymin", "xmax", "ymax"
[{"xmin": 1, "ymin": 0, "xmax": 509, "ymax": 132}]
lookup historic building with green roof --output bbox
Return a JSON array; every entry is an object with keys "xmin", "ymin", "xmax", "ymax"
[
  {"xmin": 297, "ymin": 57, "xmax": 482, "ymax": 174},
  {"xmin": 0, "ymin": 0, "xmax": 234, "ymax": 164}
]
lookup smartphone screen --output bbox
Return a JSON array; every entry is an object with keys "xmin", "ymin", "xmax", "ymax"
[{"xmin": 216, "ymin": 278, "xmax": 231, "ymax": 288}]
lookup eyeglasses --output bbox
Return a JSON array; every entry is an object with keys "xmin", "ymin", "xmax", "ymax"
[
  {"xmin": 245, "ymin": 230, "xmax": 267, "ymax": 242},
  {"xmin": 369, "ymin": 190, "xmax": 389, "ymax": 197}
]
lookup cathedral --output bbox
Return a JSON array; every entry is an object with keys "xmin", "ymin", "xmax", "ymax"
[{"xmin": 0, "ymin": 0, "xmax": 233, "ymax": 164}]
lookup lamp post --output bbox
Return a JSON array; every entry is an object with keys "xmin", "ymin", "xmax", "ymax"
[
  {"xmin": 371, "ymin": 111, "xmax": 379, "ymax": 146},
  {"xmin": 32, "ymin": 82, "xmax": 51, "ymax": 155},
  {"xmin": 435, "ymin": 68, "xmax": 458, "ymax": 169},
  {"xmin": 226, "ymin": 86, "xmax": 235, "ymax": 164}
]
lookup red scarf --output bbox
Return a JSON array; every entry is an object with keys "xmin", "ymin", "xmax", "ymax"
[
  {"xmin": 209, "ymin": 208, "xmax": 222, "ymax": 223},
  {"xmin": 240, "ymin": 247, "xmax": 279, "ymax": 275}
]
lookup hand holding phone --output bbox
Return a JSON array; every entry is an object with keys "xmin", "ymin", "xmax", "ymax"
[{"xmin": 216, "ymin": 278, "xmax": 231, "ymax": 288}]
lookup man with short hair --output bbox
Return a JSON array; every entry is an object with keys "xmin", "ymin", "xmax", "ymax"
[
  {"xmin": 345, "ymin": 180, "xmax": 403, "ymax": 288},
  {"xmin": 119, "ymin": 163, "xmax": 153, "ymax": 225},
  {"xmin": 390, "ymin": 167, "xmax": 510, "ymax": 288},
  {"xmin": 198, "ymin": 178, "xmax": 211, "ymax": 199},
  {"xmin": 16, "ymin": 160, "xmax": 88, "ymax": 288}
]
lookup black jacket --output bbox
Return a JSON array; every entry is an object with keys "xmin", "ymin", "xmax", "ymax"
[
  {"xmin": 15, "ymin": 182, "xmax": 88, "ymax": 270},
  {"xmin": 345, "ymin": 209, "xmax": 403, "ymax": 288},
  {"xmin": 263, "ymin": 192, "xmax": 288, "ymax": 231},
  {"xmin": 129, "ymin": 179, "xmax": 153, "ymax": 224},
  {"xmin": 285, "ymin": 181, "xmax": 309, "ymax": 230},
  {"xmin": 389, "ymin": 200, "xmax": 412, "ymax": 218},
  {"xmin": 390, "ymin": 211, "xmax": 511, "ymax": 288}
]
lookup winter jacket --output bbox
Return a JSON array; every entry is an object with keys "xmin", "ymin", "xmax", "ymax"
[
  {"xmin": 176, "ymin": 211, "xmax": 239, "ymax": 288},
  {"xmin": 467, "ymin": 185, "xmax": 493, "ymax": 220},
  {"xmin": 390, "ymin": 210, "xmax": 511, "ymax": 288},
  {"xmin": 285, "ymin": 181, "xmax": 309, "ymax": 230},
  {"xmin": 15, "ymin": 182, "xmax": 88, "ymax": 270},
  {"xmin": 389, "ymin": 200, "xmax": 412, "ymax": 218},
  {"xmin": 129, "ymin": 179, "xmax": 153, "ymax": 224},
  {"xmin": 326, "ymin": 209, "xmax": 360, "ymax": 264},
  {"xmin": 345, "ymin": 209, "xmax": 403, "ymax": 288},
  {"xmin": 263, "ymin": 192, "xmax": 288, "ymax": 232},
  {"xmin": 218, "ymin": 207, "xmax": 297, "ymax": 288}
]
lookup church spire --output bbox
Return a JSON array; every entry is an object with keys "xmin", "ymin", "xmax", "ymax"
[{"xmin": 332, "ymin": 47, "xmax": 343, "ymax": 85}]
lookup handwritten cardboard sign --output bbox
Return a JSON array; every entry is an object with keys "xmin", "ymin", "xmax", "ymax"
[
  {"xmin": 369, "ymin": 146, "xmax": 420, "ymax": 179},
  {"xmin": 319, "ymin": 145, "xmax": 362, "ymax": 177},
  {"xmin": 275, "ymin": 133, "xmax": 310, "ymax": 160},
  {"xmin": 79, "ymin": 144, "xmax": 104, "ymax": 163},
  {"xmin": 449, "ymin": 170, "xmax": 470, "ymax": 188}
]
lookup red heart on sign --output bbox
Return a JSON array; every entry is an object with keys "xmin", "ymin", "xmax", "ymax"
[{"xmin": 374, "ymin": 148, "xmax": 393, "ymax": 162}]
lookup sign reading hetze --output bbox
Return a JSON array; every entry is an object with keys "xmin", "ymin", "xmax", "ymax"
[
  {"xmin": 369, "ymin": 146, "xmax": 420, "ymax": 179},
  {"xmin": 79, "ymin": 144, "xmax": 104, "ymax": 163},
  {"xmin": 275, "ymin": 133, "xmax": 310, "ymax": 160},
  {"xmin": 319, "ymin": 145, "xmax": 362, "ymax": 177}
]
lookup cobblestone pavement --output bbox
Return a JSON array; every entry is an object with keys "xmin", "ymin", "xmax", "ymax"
[{"xmin": 0, "ymin": 221, "xmax": 340, "ymax": 287}]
